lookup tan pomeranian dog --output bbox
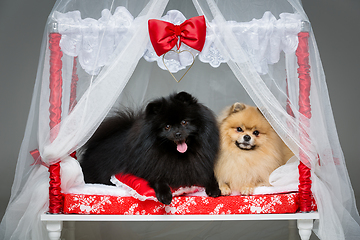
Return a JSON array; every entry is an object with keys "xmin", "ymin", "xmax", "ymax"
[{"xmin": 214, "ymin": 103, "xmax": 294, "ymax": 196}]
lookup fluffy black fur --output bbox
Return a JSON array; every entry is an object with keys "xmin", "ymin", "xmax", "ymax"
[{"xmin": 80, "ymin": 92, "xmax": 221, "ymax": 205}]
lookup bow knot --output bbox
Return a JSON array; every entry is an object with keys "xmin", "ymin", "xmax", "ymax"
[
  {"xmin": 174, "ymin": 25, "xmax": 182, "ymax": 36},
  {"xmin": 148, "ymin": 15, "xmax": 206, "ymax": 56}
]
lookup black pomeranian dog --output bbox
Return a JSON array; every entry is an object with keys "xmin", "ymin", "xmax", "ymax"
[{"xmin": 80, "ymin": 92, "xmax": 221, "ymax": 205}]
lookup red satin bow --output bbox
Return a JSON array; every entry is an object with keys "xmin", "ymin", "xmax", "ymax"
[{"xmin": 148, "ymin": 15, "xmax": 206, "ymax": 56}]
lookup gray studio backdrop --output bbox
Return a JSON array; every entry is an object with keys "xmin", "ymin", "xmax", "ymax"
[{"xmin": 0, "ymin": 0, "xmax": 359, "ymax": 239}]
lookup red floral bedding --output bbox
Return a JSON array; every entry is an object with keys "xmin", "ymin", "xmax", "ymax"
[{"xmin": 63, "ymin": 192, "xmax": 317, "ymax": 215}]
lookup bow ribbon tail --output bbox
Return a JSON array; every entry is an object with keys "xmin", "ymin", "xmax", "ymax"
[
  {"xmin": 30, "ymin": 149, "xmax": 77, "ymax": 167},
  {"xmin": 30, "ymin": 149, "xmax": 48, "ymax": 167}
]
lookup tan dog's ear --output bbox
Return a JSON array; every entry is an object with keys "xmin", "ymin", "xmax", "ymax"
[
  {"xmin": 218, "ymin": 103, "xmax": 247, "ymax": 123},
  {"xmin": 230, "ymin": 102, "xmax": 246, "ymax": 114}
]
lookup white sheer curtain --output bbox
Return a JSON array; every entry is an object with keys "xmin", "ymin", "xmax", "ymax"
[
  {"xmin": 0, "ymin": 0, "xmax": 168, "ymax": 239},
  {"xmin": 193, "ymin": 0, "xmax": 360, "ymax": 239},
  {"xmin": 1, "ymin": 0, "xmax": 359, "ymax": 239}
]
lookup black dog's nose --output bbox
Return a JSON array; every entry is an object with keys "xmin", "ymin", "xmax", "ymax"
[
  {"xmin": 243, "ymin": 135, "xmax": 251, "ymax": 141},
  {"xmin": 175, "ymin": 132, "xmax": 182, "ymax": 138}
]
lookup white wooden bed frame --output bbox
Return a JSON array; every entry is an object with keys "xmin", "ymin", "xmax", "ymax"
[
  {"xmin": 40, "ymin": 20, "xmax": 319, "ymax": 240},
  {"xmin": 41, "ymin": 212, "xmax": 319, "ymax": 240}
]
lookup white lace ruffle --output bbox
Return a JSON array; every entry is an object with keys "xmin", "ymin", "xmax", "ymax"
[
  {"xmin": 53, "ymin": 7, "xmax": 134, "ymax": 75},
  {"xmin": 144, "ymin": 10, "xmax": 302, "ymax": 74},
  {"xmin": 53, "ymin": 9, "xmax": 302, "ymax": 75},
  {"xmin": 229, "ymin": 12, "xmax": 302, "ymax": 74},
  {"xmin": 198, "ymin": 21, "xmax": 229, "ymax": 68}
]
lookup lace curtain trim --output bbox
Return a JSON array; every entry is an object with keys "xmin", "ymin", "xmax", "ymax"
[{"xmin": 53, "ymin": 7, "xmax": 302, "ymax": 75}]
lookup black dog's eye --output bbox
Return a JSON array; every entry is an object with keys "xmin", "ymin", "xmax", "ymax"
[
  {"xmin": 236, "ymin": 127, "xmax": 243, "ymax": 132},
  {"xmin": 164, "ymin": 125, "xmax": 171, "ymax": 131},
  {"xmin": 181, "ymin": 120, "xmax": 188, "ymax": 126},
  {"xmin": 253, "ymin": 130, "xmax": 260, "ymax": 136}
]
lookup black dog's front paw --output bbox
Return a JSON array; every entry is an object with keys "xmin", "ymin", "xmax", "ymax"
[
  {"xmin": 156, "ymin": 191, "xmax": 173, "ymax": 205},
  {"xmin": 206, "ymin": 186, "xmax": 221, "ymax": 198},
  {"xmin": 205, "ymin": 175, "xmax": 221, "ymax": 197},
  {"xmin": 151, "ymin": 182, "xmax": 173, "ymax": 205}
]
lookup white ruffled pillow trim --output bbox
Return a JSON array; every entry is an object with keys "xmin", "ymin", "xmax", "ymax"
[{"xmin": 53, "ymin": 8, "xmax": 302, "ymax": 75}]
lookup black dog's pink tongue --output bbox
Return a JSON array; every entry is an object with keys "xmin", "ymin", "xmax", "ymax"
[{"xmin": 176, "ymin": 140, "xmax": 188, "ymax": 153}]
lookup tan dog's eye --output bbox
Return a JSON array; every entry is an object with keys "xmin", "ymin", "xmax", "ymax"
[
  {"xmin": 236, "ymin": 127, "xmax": 243, "ymax": 132},
  {"xmin": 253, "ymin": 130, "xmax": 259, "ymax": 136}
]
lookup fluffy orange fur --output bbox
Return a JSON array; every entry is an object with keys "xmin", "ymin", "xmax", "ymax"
[{"xmin": 215, "ymin": 103, "xmax": 293, "ymax": 195}]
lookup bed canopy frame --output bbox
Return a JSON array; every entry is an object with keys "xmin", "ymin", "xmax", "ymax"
[{"xmin": 1, "ymin": 0, "xmax": 360, "ymax": 240}]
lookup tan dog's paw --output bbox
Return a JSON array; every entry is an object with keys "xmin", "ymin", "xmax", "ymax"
[
  {"xmin": 219, "ymin": 185, "xmax": 232, "ymax": 196},
  {"xmin": 240, "ymin": 186, "xmax": 254, "ymax": 196}
]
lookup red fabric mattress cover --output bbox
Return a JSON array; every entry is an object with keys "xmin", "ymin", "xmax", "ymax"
[{"xmin": 63, "ymin": 192, "xmax": 317, "ymax": 215}]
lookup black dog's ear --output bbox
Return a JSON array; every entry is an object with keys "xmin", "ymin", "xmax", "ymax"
[
  {"xmin": 146, "ymin": 99, "xmax": 164, "ymax": 116},
  {"xmin": 173, "ymin": 91, "xmax": 198, "ymax": 104}
]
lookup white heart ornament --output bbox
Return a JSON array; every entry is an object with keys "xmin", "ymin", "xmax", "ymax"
[{"xmin": 162, "ymin": 50, "xmax": 195, "ymax": 83}]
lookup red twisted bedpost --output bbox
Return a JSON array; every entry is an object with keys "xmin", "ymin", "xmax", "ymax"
[
  {"xmin": 48, "ymin": 31, "xmax": 63, "ymax": 214},
  {"xmin": 296, "ymin": 25, "xmax": 313, "ymax": 212}
]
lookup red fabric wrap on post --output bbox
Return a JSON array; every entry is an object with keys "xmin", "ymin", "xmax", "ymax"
[
  {"xmin": 49, "ymin": 163, "xmax": 63, "ymax": 213},
  {"xmin": 48, "ymin": 32, "xmax": 63, "ymax": 214},
  {"xmin": 296, "ymin": 31, "xmax": 313, "ymax": 212},
  {"xmin": 49, "ymin": 33, "xmax": 63, "ymax": 141}
]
